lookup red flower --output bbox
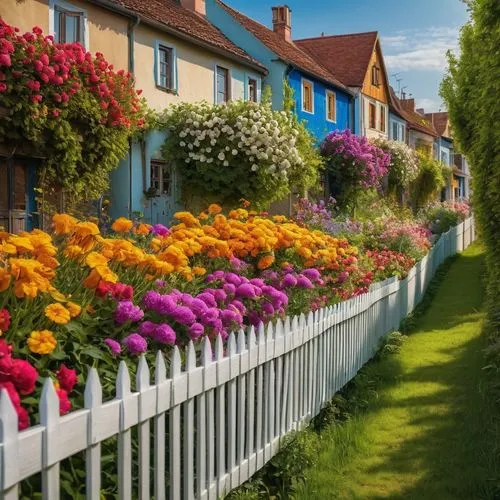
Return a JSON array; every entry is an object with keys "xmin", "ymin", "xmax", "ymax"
[
  {"xmin": 112, "ymin": 283, "xmax": 134, "ymax": 301},
  {"xmin": 96, "ymin": 280, "xmax": 114, "ymax": 298},
  {"xmin": 11, "ymin": 359, "xmax": 38, "ymax": 395},
  {"xmin": 56, "ymin": 388, "xmax": 71, "ymax": 415},
  {"xmin": 0, "ymin": 82, "xmax": 7, "ymax": 93},
  {"xmin": 56, "ymin": 364, "xmax": 77, "ymax": 393},
  {"xmin": 32, "ymin": 26, "xmax": 43, "ymax": 35},
  {"xmin": 0, "ymin": 309, "xmax": 10, "ymax": 332},
  {"xmin": 0, "ymin": 53, "xmax": 11, "ymax": 66},
  {"xmin": 0, "ymin": 382, "xmax": 29, "ymax": 430}
]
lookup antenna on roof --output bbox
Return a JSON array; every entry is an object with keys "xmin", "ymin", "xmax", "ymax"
[
  {"xmin": 321, "ymin": 32, "xmax": 325, "ymax": 36},
  {"xmin": 400, "ymin": 86, "xmax": 408, "ymax": 99}
]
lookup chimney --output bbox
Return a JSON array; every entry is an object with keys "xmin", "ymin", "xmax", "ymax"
[
  {"xmin": 272, "ymin": 5, "xmax": 292, "ymax": 42},
  {"xmin": 180, "ymin": 0, "xmax": 206, "ymax": 16},
  {"xmin": 416, "ymin": 107, "xmax": 425, "ymax": 116},
  {"xmin": 400, "ymin": 98, "xmax": 415, "ymax": 113}
]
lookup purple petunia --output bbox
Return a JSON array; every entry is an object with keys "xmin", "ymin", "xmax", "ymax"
[
  {"xmin": 188, "ymin": 322, "xmax": 204, "ymax": 340},
  {"xmin": 296, "ymin": 275, "xmax": 314, "ymax": 289},
  {"xmin": 143, "ymin": 291, "xmax": 161, "ymax": 311},
  {"xmin": 282, "ymin": 273, "xmax": 298, "ymax": 288},
  {"xmin": 236, "ymin": 283, "xmax": 257, "ymax": 299},
  {"xmin": 151, "ymin": 224, "xmax": 170, "ymax": 236},
  {"xmin": 139, "ymin": 321, "xmax": 157, "ymax": 337},
  {"xmin": 171, "ymin": 306, "xmax": 196, "ymax": 325},
  {"xmin": 302, "ymin": 268, "xmax": 322, "ymax": 282},
  {"xmin": 122, "ymin": 333, "xmax": 148, "ymax": 355}
]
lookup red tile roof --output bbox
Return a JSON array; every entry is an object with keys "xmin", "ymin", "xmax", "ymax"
[
  {"xmin": 216, "ymin": 0, "xmax": 349, "ymax": 91},
  {"xmin": 295, "ymin": 32, "xmax": 378, "ymax": 87},
  {"xmin": 388, "ymin": 88, "xmax": 438, "ymax": 137},
  {"xmin": 424, "ymin": 112, "xmax": 450, "ymax": 137},
  {"xmin": 98, "ymin": 0, "xmax": 267, "ymax": 72}
]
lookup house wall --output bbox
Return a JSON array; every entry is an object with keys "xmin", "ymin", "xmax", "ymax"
[
  {"xmin": 134, "ymin": 23, "xmax": 261, "ymax": 111},
  {"xmin": 206, "ymin": 0, "xmax": 286, "ymax": 110},
  {"xmin": 389, "ymin": 112, "xmax": 407, "ymax": 142},
  {"xmin": 361, "ymin": 44, "xmax": 388, "ymax": 103},
  {"xmin": 0, "ymin": 0, "xmax": 50, "ymax": 33},
  {"xmin": 362, "ymin": 95, "xmax": 388, "ymax": 139},
  {"xmin": 408, "ymin": 130, "xmax": 436, "ymax": 158},
  {"xmin": 287, "ymin": 69, "xmax": 350, "ymax": 140}
]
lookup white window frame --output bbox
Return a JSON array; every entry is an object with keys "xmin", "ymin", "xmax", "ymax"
[
  {"xmin": 155, "ymin": 40, "xmax": 178, "ymax": 93},
  {"xmin": 326, "ymin": 89, "xmax": 336, "ymax": 123},
  {"xmin": 367, "ymin": 99, "xmax": 377, "ymax": 129},
  {"xmin": 301, "ymin": 77, "xmax": 314, "ymax": 114},
  {"xmin": 214, "ymin": 64, "xmax": 231, "ymax": 104},
  {"xmin": 49, "ymin": 0, "xmax": 89, "ymax": 49},
  {"xmin": 245, "ymin": 74, "xmax": 261, "ymax": 103},
  {"xmin": 379, "ymin": 103, "xmax": 387, "ymax": 133}
]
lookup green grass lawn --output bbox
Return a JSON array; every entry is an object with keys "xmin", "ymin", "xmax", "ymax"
[{"xmin": 297, "ymin": 243, "xmax": 500, "ymax": 500}]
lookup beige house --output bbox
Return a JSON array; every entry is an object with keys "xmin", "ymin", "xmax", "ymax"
[{"xmin": 1, "ymin": 0, "xmax": 267, "ymax": 224}]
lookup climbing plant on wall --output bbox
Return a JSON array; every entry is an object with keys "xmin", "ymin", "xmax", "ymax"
[{"xmin": 0, "ymin": 19, "xmax": 146, "ymax": 207}]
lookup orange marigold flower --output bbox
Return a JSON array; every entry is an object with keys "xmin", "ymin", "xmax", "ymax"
[
  {"xmin": 86, "ymin": 252, "xmax": 109, "ymax": 268},
  {"xmin": 192, "ymin": 266, "xmax": 207, "ymax": 276},
  {"xmin": 198, "ymin": 212, "xmax": 209, "ymax": 221},
  {"xmin": 134, "ymin": 223, "xmax": 151, "ymax": 235},
  {"xmin": 112, "ymin": 217, "xmax": 134, "ymax": 233},
  {"xmin": 0, "ymin": 268, "xmax": 10, "ymax": 292},
  {"xmin": 257, "ymin": 254, "xmax": 275, "ymax": 270},
  {"xmin": 52, "ymin": 214, "xmax": 78, "ymax": 235},
  {"xmin": 67, "ymin": 302, "xmax": 82, "ymax": 318},
  {"xmin": 45, "ymin": 303, "xmax": 71, "ymax": 325},
  {"xmin": 208, "ymin": 204, "xmax": 222, "ymax": 215},
  {"xmin": 28, "ymin": 330, "xmax": 57, "ymax": 355}
]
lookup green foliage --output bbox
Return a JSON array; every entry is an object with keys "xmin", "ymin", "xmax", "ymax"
[
  {"xmin": 160, "ymin": 98, "xmax": 321, "ymax": 209},
  {"xmin": 440, "ymin": 0, "xmax": 500, "ymax": 343},
  {"xmin": 410, "ymin": 152, "xmax": 448, "ymax": 209}
]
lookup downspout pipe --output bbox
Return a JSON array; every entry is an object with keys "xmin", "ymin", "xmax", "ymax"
[{"xmin": 127, "ymin": 16, "xmax": 139, "ymax": 218}]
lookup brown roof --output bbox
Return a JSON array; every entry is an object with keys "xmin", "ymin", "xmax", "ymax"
[
  {"xmin": 216, "ymin": 0, "xmax": 349, "ymax": 91},
  {"xmin": 97, "ymin": 0, "xmax": 267, "ymax": 72},
  {"xmin": 424, "ymin": 112, "xmax": 450, "ymax": 137},
  {"xmin": 295, "ymin": 32, "xmax": 378, "ymax": 87},
  {"xmin": 388, "ymin": 89, "xmax": 438, "ymax": 137}
]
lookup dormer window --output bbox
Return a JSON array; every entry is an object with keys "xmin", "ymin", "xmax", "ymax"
[{"xmin": 371, "ymin": 65, "xmax": 381, "ymax": 87}]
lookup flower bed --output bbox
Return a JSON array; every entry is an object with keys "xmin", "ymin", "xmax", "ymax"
[{"xmin": 1, "ymin": 205, "xmax": 376, "ymax": 428}]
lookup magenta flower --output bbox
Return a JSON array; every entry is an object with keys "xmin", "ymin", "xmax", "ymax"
[
  {"xmin": 236, "ymin": 283, "xmax": 256, "ymax": 299},
  {"xmin": 122, "ymin": 334, "xmax": 148, "ymax": 355},
  {"xmin": 139, "ymin": 321, "xmax": 157, "ymax": 337},
  {"xmin": 188, "ymin": 323, "xmax": 204, "ymax": 340},
  {"xmin": 114, "ymin": 301, "xmax": 144, "ymax": 324},
  {"xmin": 152, "ymin": 224, "xmax": 170, "ymax": 236},
  {"xmin": 152, "ymin": 324, "xmax": 176, "ymax": 344},
  {"xmin": 104, "ymin": 338, "xmax": 121, "ymax": 355},
  {"xmin": 296, "ymin": 275, "xmax": 314, "ymax": 289},
  {"xmin": 171, "ymin": 306, "xmax": 196, "ymax": 325}
]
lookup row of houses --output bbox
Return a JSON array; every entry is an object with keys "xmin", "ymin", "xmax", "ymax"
[{"xmin": 1, "ymin": 0, "xmax": 470, "ymax": 231}]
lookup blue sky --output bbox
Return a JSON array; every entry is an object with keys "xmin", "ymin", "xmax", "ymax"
[{"xmin": 223, "ymin": 0, "xmax": 469, "ymax": 112}]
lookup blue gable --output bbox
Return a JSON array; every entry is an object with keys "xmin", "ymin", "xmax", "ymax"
[
  {"xmin": 287, "ymin": 69, "xmax": 350, "ymax": 141},
  {"xmin": 389, "ymin": 111, "xmax": 407, "ymax": 142},
  {"xmin": 206, "ymin": 0, "xmax": 352, "ymax": 140}
]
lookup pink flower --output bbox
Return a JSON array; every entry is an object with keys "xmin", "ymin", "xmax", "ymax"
[
  {"xmin": 56, "ymin": 364, "xmax": 77, "ymax": 393},
  {"xmin": 0, "ymin": 53, "xmax": 11, "ymax": 66}
]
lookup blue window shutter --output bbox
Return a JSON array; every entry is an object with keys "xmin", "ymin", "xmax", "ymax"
[{"xmin": 153, "ymin": 41, "xmax": 158, "ymax": 86}]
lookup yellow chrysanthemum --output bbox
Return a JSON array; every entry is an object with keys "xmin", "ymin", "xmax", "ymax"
[
  {"xmin": 28, "ymin": 330, "xmax": 57, "ymax": 355},
  {"xmin": 45, "ymin": 303, "xmax": 71, "ymax": 325},
  {"xmin": 67, "ymin": 302, "xmax": 82, "ymax": 318},
  {"xmin": 52, "ymin": 214, "xmax": 78, "ymax": 235}
]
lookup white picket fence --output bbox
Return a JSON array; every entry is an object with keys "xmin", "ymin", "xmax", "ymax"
[{"xmin": 0, "ymin": 217, "xmax": 475, "ymax": 500}]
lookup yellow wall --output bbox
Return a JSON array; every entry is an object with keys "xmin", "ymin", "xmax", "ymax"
[
  {"xmin": 0, "ymin": 0, "xmax": 50, "ymax": 33},
  {"xmin": 134, "ymin": 23, "xmax": 252, "ymax": 111},
  {"xmin": 362, "ymin": 43, "xmax": 389, "ymax": 104}
]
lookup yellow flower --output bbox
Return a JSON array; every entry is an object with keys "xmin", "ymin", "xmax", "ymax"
[
  {"xmin": 192, "ymin": 266, "xmax": 207, "ymax": 276},
  {"xmin": 45, "ymin": 303, "xmax": 71, "ymax": 325},
  {"xmin": 112, "ymin": 217, "xmax": 134, "ymax": 233},
  {"xmin": 28, "ymin": 330, "xmax": 57, "ymax": 355},
  {"xmin": 0, "ymin": 268, "xmax": 10, "ymax": 292},
  {"xmin": 52, "ymin": 214, "xmax": 78, "ymax": 235},
  {"xmin": 67, "ymin": 302, "xmax": 82, "ymax": 318},
  {"xmin": 208, "ymin": 204, "xmax": 222, "ymax": 215},
  {"xmin": 86, "ymin": 252, "xmax": 109, "ymax": 268}
]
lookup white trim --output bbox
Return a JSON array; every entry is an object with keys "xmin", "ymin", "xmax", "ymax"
[
  {"xmin": 245, "ymin": 73, "xmax": 261, "ymax": 103},
  {"xmin": 155, "ymin": 40, "xmax": 178, "ymax": 92},
  {"xmin": 301, "ymin": 77, "xmax": 314, "ymax": 114},
  {"xmin": 325, "ymin": 89, "xmax": 336, "ymax": 123},
  {"xmin": 49, "ymin": 0, "xmax": 89, "ymax": 49}
]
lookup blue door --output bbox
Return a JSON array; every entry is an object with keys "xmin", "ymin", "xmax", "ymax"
[{"xmin": 147, "ymin": 158, "xmax": 179, "ymax": 226}]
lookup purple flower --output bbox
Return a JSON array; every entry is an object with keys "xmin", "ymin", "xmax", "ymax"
[
  {"xmin": 223, "ymin": 283, "xmax": 237, "ymax": 297},
  {"xmin": 139, "ymin": 321, "xmax": 157, "ymax": 337},
  {"xmin": 230, "ymin": 257, "xmax": 246, "ymax": 271},
  {"xmin": 152, "ymin": 324, "xmax": 176, "ymax": 344},
  {"xmin": 152, "ymin": 224, "xmax": 170, "ymax": 236},
  {"xmin": 262, "ymin": 302, "xmax": 275, "ymax": 316},
  {"xmin": 211, "ymin": 289, "xmax": 227, "ymax": 303},
  {"xmin": 302, "ymin": 268, "xmax": 322, "ymax": 282},
  {"xmin": 188, "ymin": 322, "xmax": 204, "ymax": 340},
  {"xmin": 236, "ymin": 283, "xmax": 256, "ymax": 299},
  {"xmin": 181, "ymin": 293, "xmax": 194, "ymax": 306},
  {"xmin": 225, "ymin": 272, "xmax": 243, "ymax": 286},
  {"xmin": 114, "ymin": 301, "xmax": 144, "ymax": 324},
  {"xmin": 155, "ymin": 279, "xmax": 166, "ymax": 288},
  {"xmin": 190, "ymin": 298, "xmax": 208, "ymax": 315},
  {"xmin": 220, "ymin": 309, "xmax": 240, "ymax": 327},
  {"xmin": 144, "ymin": 291, "xmax": 161, "ymax": 311},
  {"xmin": 282, "ymin": 273, "xmax": 298, "ymax": 288},
  {"xmin": 296, "ymin": 276, "xmax": 314, "ymax": 289},
  {"xmin": 171, "ymin": 306, "xmax": 196, "ymax": 325},
  {"xmin": 231, "ymin": 300, "xmax": 247, "ymax": 315},
  {"xmin": 197, "ymin": 292, "xmax": 217, "ymax": 307},
  {"xmin": 122, "ymin": 333, "xmax": 148, "ymax": 355},
  {"xmin": 250, "ymin": 278, "xmax": 265, "ymax": 288},
  {"xmin": 157, "ymin": 296, "xmax": 177, "ymax": 315},
  {"xmin": 104, "ymin": 338, "xmax": 121, "ymax": 355}
]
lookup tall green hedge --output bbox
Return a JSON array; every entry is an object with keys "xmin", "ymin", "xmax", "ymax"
[{"xmin": 440, "ymin": 0, "xmax": 500, "ymax": 339}]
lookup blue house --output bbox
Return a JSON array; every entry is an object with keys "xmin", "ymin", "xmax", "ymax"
[
  {"xmin": 388, "ymin": 87, "xmax": 407, "ymax": 143},
  {"xmin": 206, "ymin": 2, "xmax": 353, "ymax": 140}
]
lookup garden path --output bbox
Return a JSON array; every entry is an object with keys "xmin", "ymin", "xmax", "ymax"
[{"xmin": 297, "ymin": 243, "xmax": 499, "ymax": 499}]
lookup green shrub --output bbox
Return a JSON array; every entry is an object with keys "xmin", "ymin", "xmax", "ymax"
[{"xmin": 410, "ymin": 153, "xmax": 448, "ymax": 210}]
